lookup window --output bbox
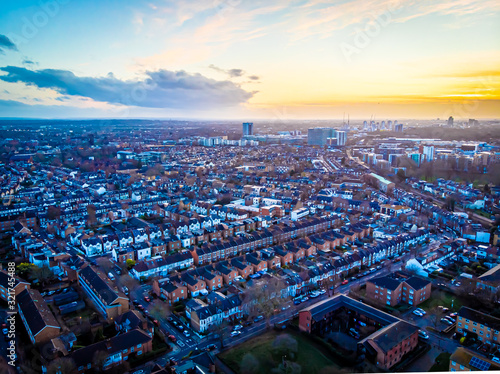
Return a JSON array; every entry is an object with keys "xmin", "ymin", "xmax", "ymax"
[
  {"xmin": 137, "ymin": 344, "xmax": 142, "ymax": 348},
  {"xmin": 460, "ymin": 365, "xmax": 464, "ymax": 370}
]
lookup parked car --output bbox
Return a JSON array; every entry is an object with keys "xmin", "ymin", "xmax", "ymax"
[
  {"xmin": 438, "ymin": 306, "xmax": 449, "ymax": 313},
  {"xmin": 2, "ymin": 328, "xmax": 8, "ymax": 335},
  {"xmin": 492, "ymin": 357, "xmax": 500, "ymax": 364},
  {"xmin": 206, "ymin": 344, "xmax": 217, "ymax": 351},
  {"xmin": 168, "ymin": 335, "xmax": 177, "ymax": 342},
  {"xmin": 348, "ymin": 328, "xmax": 360, "ymax": 339},
  {"xmin": 418, "ymin": 330, "xmax": 429, "ymax": 340},
  {"xmin": 415, "ymin": 308, "xmax": 426, "ymax": 315},
  {"xmin": 341, "ymin": 280, "xmax": 349, "ymax": 285},
  {"xmin": 350, "ymin": 277, "xmax": 357, "ymax": 282},
  {"xmin": 183, "ymin": 330, "xmax": 190, "ymax": 337},
  {"xmin": 441, "ymin": 317, "xmax": 454, "ymax": 325},
  {"xmin": 144, "ymin": 296, "xmax": 151, "ymax": 303},
  {"xmin": 449, "ymin": 312, "xmax": 458, "ymax": 319},
  {"xmin": 230, "ymin": 330, "xmax": 242, "ymax": 337},
  {"xmin": 254, "ymin": 315, "xmax": 264, "ymax": 323},
  {"xmin": 413, "ymin": 310, "xmax": 424, "ymax": 317},
  {"xmin": 233, "ymin": 324, "xmax": 243, "ymax": 331},
  {"xmin": 107, "ymin": 272, "xmax": 115, "ymax": 281},
  {"xmin": 137, "ymin": 304, "xmax": 145, "ymax": 311}
]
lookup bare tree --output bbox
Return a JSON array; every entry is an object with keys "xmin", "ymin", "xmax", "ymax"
[
  {"xmin": 92, "ymin": 351, "xmax": 109, "ymax": 372},
  {"xmin": 208, "ymin": 320, "xmax": 230, "ymax": 349},
  {"xmin": 243, "ymin": 277, "xmax": 290, "ymax": 329},
  {"xmin": 149, "ymin": 300, "xmax": 171, "ymax": 321},
  {"xmin": 46, "ymin": 357, "xmax": 77, "ymax": 374},
  {"xmin": 272, "ymin": 334, "xmax": 298, "ymax": 360}
]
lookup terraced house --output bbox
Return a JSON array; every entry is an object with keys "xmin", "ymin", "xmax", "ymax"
[
  {"xmin": 78, "ymin": 266, "xmax": 129, "ymax": 321},
  {"xmin": 457, "ymin": 307, "xmax": 500, "ymax": 343},
  {"xmin": 17, "ymin": 289, "xmax": 61, "ymax": 344}
]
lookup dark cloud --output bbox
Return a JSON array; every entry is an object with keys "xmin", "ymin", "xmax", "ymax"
[
  {"xmin": 227, "ymin": 68, "xmax": 244, "ymax": 77},
  {"xmin": 209, "ymin": 64, "xmax": 246, "ymax": 78},
  {"xmin": 248, "ymin": 75, "xmax": 260, "ymax": 81},
  {"xmin": 0, "ymin": 66, "xmax": 254, "ymax": 109},
  {"xmin": 0, "ymin": 35, "xmax": 17, "ymax": 54},
  {"xmin": 22, "ymin": 59, "xmax": 36, "ymax": 66}
]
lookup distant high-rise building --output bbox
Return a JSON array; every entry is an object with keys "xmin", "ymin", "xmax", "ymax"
[
  {"xmin": 307, "ymin": 127, "xmax": 336, "ymax": 146},
  {"xmin": 394, "ymin": 123, "xmax": 403, "ymax": 132},
  {"xmin": 447, "ymin": 116, "xmax": 454, "ymax": 127},
  {"xmin": 422, "ymin": 146, "xmax": 434, "ymax": 162},
  {"xmin": 336, "ymin": 130, "xmax": 347, "ymax": 146},
  {"xmin": 388, "ymin": 120, "xmax": 393, "ymax": 131},
  {"xmin": 242, "ymin": 122, "xmax": 254, "ymax": 136},
  {"xmin": 381, "ymin": 121, "xmax": 386, "ymax": 130}
]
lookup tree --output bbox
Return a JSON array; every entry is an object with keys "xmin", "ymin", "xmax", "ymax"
[
  {"xmin": 273, "ymin": 361, "xmax": 302, "ymax": 374},
  {"xmin": 87, "ymin": 204, "xmax": 97, "ymax": 226},
  {"xmin": 429, "ymin": 305, "xmax": 445, "ymax": 330},
  {"xmin": 125, "ymin": 259, "xmax": 136, "ymax": 269},
  {"xmin": 92, "ymin": 350, "xmax": 109, "ymax": 372},
  {"xmin": 243, "ymin": 277, "xmax": 290, "ymax": 329},
  {"xmin": 117, "ymin": 274, "xmax": 140, "ymax": 294},
  {"xmin": 47, "ymin": 205, "xmax": 61, "ymax": 220},
  {"xmin": 96, "ymin": 257, "xmax": 113, "ymax": 273},
  {"xmin": 241, "ymin": 353, "xmax": 260, "ymax": 374},
  {"xmin": 208, "ymin": 320, "xmax": 231, "ymax": 349},
  {"xmin": 32, "ymin": 265, "xmax": 54, "ymax": 285},
  {"xmin": 272, "ymin": 334, "xmax": 298, "ymax": 360},
  {"xmin": 16, "ymin": 262, "xmax": 37, "ymax": 278},
  {"xmin": 46, "ymin": 357, "xmax": 77, "ymax": 374},
  {"xmin": 149, "ymin": 300, "xmax": 171, "ymax": 321}
]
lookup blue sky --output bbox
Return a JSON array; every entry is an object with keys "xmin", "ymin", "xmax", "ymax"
[{"xmin": 0, "ymin": 0, "xmax": 499, "ymax": 119}]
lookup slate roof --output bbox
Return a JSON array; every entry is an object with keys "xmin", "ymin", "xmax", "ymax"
[
  {"xmin": 17, "ymin": 289, "xmax": 60, "ymax": 336},
  {"xmin": 404, "ymin": 276, "xmax": 431, "ymax": 291},
  {"xmin": 458, "ymin": 307, "xmax": 500, "ymax": 331},
  {"xmin": 365, "ymin": 320, "xmax": 419, "ymax": 353}
]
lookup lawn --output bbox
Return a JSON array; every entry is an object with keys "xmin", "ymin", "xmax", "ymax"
[
  {"xmin": 429, "ymin": 352, "xmax": 451, "ymax": 372},
  {"xmin": 418, "ymin": 289, "xmax": 464, "ymax": 313},
  {"xmin": 219, "ymin": 330, "xmax": 341, "ymax": 374}
]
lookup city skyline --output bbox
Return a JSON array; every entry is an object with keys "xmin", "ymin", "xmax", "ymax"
[{"xmin": 0, "ymin": 0, "xmax": 499, "ymax": 119}]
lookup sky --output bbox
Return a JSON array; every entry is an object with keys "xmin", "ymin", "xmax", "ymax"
[{"xmin": 0, "ymin": 0, "xmax": 499, "ymax": 120}]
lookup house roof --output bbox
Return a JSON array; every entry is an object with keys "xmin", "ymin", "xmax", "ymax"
[
  {"xmin": 368, "ymin": 276, "xmax": 401, "ymax": 291},
  {"xmin": 17, "ymin": 289, "xmax": 60, "ymax": 336},
  {"xmin": 458, "ymin": 307, "xmax": 500, "ymax": 331},
  {"xmin": 365, "ymin": 320, "xmax": 419, "ymax": 353}
]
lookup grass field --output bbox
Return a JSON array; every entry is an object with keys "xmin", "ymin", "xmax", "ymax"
[
  {"xmin": 429, "ymin": 352, "xmax": 451, "ymax": 372},
  {"xmin": 418, "ymin": 289, "xmax": 464, "ymax": 312},
  {"xmin": 219, "ymin": 330, "xmax": 341, "ymax": 374}
]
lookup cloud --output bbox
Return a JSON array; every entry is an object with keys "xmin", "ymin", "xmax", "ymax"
[
  {"xmin": 209, "ymin": 64, "xmax": 246, "ymax": 78},
  {"xmin": 22, "ymin": 59, "xmax": 36, "ymax": 66},
  {"xmin": 0, "ymin": 34, "xmax": 17, "ymax": 54},
  {"xmin": 0, "ymin": 66, "xmax": 254, "ymax": 109},
  {"xmin": 248, "ymin": 75, "xmax": 260, "ymax": 81}
]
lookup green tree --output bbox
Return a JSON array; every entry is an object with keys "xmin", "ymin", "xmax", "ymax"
[
  {"xmin": 125, "ymin": 259, "xmax": 136, "ymax": 269},
  {"xmin": 16, "ymin": 263, "xmax": 37, "ymax": 277}
]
